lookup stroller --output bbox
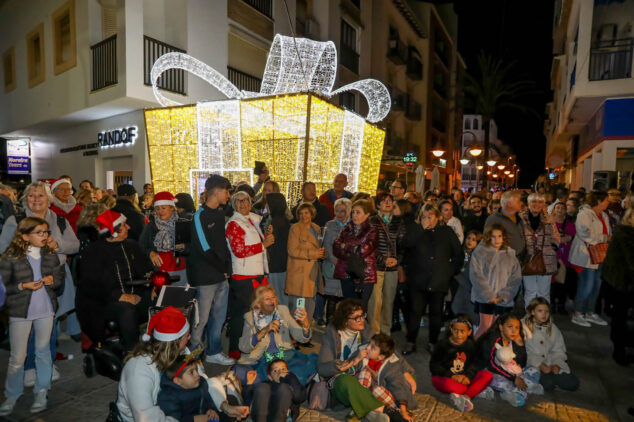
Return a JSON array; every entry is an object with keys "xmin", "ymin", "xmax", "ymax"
[{"xmin": 82, "ymin": 272, "xmax": 198, "ymax": 381}]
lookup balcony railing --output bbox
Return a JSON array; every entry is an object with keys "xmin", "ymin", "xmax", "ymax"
[
  {"xmin": 406, "ymin": 98, "xmax": 422, "ymax": 120},
  {"xmin": 340, "ymin": 44, "xmax": 359, "ymax": 73},
  {"xmin": 228, "ymin": 67, "xmax": 262, "ymax": 93},
  {"xmin": 589, "ymin": 38, "xmax": 633, "ymax": 81},
  {"xmin": 243, "ymin": 0, "xmax": 272, "ymax": 18},
  {"xmin": 144, "ymin": 36, "xmax": 186, "ymax": 95},
  {"xmin": 388, "ymin": 86, "xmax": 407, "ymax": 111},
  {"xmin": 90, "ymin": 34, "xmax": 117, "ymax": 91},
  {"xmin": 406, "ymin": 55, "xmax": 423, "ymax": 81},
  {"xmin": 387, "ymin": 38, "xmax": 408, "ymax": 65}
]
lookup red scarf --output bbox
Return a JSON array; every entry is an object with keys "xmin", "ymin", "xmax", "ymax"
[{"xmin": 368, "ymin": 359, "xmax": 383, "ymax": 372}]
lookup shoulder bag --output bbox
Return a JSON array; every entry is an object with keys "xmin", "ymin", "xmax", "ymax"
[
  {"xmin": 523, "ymin": 230, "xmax": 546, "ymax": 275},
  {"xmin": 345, "ymin": 245, "xmax": 366, "ymax": 281}
]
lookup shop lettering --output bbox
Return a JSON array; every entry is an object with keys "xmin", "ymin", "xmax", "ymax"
[{"xmin": 98, "ymin": 126, "xmax": 138, "ymax": 148}]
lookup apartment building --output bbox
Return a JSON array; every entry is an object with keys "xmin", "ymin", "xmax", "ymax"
[{"xmin": 545, "ymin": 0, "xmax": 634, "ymax": 191}]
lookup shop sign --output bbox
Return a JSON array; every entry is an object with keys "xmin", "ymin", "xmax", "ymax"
[
  {"xmin": 402, "ymin": 152, "xmax": 417, "ymax": 167},
  {"xmin": 98, "ymin": 126, "xmax": 138, "ymax": 148},
  {"xmin": 6, "ymin": 138, "xmax": 31, "ymax": 174}
]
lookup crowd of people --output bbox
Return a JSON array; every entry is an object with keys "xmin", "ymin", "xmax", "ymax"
[{"xmin": 0, "ymin": 167, "xmax": 632, "ymax": 421}]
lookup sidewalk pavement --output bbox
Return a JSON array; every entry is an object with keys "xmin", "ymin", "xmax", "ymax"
[{"xmin": 0, "ymin": 317, "xmax": 631, "ymax": 421}]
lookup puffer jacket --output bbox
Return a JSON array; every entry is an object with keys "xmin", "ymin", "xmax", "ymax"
[
  {"xmin": 0, "ymin": 248, "xmax": 65, "ymax": 318},
  {"xmin": 519, "ymin": 210, "xmax": 559, "ymax": 275},
  {"xmin": 469, "ymin": 242, "xmax": 522, "ymax": 307},
  {"xmin": 569, "ymin": 207, "xmax": 611, "ymax": 270},
  {"xmin": 332, "ymin": 219, "xmax": 377, "ymax": 284}
]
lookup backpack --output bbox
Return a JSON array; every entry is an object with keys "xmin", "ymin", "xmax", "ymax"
[{"xmin": 15, "ymin": 211, "xmax": 67, "ymax": 235}]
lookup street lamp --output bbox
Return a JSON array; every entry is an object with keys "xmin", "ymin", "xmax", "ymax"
[
  {"xmin": 468, "ymin": 145, "xmax": 483, "ymax": 157},
  {"xmin": 497, "ymin": 164, "xmax": 506, "ymax": 170},
  {"xmin": 460, "ymin": 156, "xmax": 470, "ymax": 165},
  {"xmin": 504, "ymin": 169, "xmax": 511, "ymax": 175},
  {"xmin": 492, "ymin": 173, "xmax": 499, "ymax": 178},
  {"xmin": 486, "ymin": 159, "xmax": 497, "ymax": 167},
  {"xmin": 476, "ymin": 163, "xmax": 484, "ymax": 170}
]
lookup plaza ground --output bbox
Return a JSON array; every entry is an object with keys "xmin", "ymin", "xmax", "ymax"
[{"xmin": 0, "ymin": 317, "xmax": 631, "ymax": 421}]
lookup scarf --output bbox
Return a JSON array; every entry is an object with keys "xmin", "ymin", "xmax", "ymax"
[
  {"xmin": 52, "ymin": 195, "xmax": 77, "ymax": 214},
  {"xmin": 27, "ymin": 246, "xmax": 42, "ymax": 259},
  {"xmin": 339, "ymin": 328, "xmax": 360, "ymax": 361},
  {"xmin": 153, "ymin": 212, "xmax": 177, "ymax": 252},
  {"xmin": 368, "ymin": 359, "xmax": 383, "ymax": 372},
  {"xmin": 253, "ymin": 309, "xmax": 276, "ymax": 330}
]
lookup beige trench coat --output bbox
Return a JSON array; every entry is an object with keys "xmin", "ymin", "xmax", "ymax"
[{"xmin": 285, "ymin": 222, "xmax": 324, "ymax": 297}]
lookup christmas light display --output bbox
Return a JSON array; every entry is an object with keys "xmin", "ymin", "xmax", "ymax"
[{"xmin": 145, "ymin": 34, "xmax": 391, "ymax": 204}]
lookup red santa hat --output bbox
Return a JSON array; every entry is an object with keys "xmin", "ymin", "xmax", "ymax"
[
  {"xmin": 50, "ymin": 178, "xmax": 71, "ymax": 192},
  {"xmin": 153, "ymin": 191, "xmax": 176, "ymax": 207},
  {"xmin": 96, "ymin": 210, "xmax": 127, "ymax": 237},
  {"xmin": 142, "ymin": 306, "xmax": 189, "ymax": 342}
]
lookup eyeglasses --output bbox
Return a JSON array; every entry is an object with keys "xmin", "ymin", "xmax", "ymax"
[
  {"xmin": 348, "ymin": 313, "xmax": 367, "ymax": 322},
  {"xmin": 236, "ymin": 198, "xmax": 250, "ymax": 204},
  {"xmin": 32, "ymin": 230, "xmax": 51, "ymax": 237}
]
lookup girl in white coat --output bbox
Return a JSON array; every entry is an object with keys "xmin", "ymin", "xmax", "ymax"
[{"xmin": 522, "ymin": 298, "xmax": 579, "ymax": 392}]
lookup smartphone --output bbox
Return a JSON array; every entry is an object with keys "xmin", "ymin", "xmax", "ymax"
[{"xmin": 296, "ymin": 297, "xmax": 305, "ymax": 310}]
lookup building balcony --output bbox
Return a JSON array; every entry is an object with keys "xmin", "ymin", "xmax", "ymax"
[
  {"xmin": 387, "ymin": 38, "xmax": 408, "ymax": 65},
  {"xmin": 388, "ymin": 86, "xmax": 407, "ymax": 111},
  {"xmin": 228, "ymin": 66, "xmax": 262, "ymax": 93},
  {"xmin": 406, "ymin": 98, "xmax": 421, "ymax": 120},
  {"xmin": 406, "ymin": 55, "xmax": 423, "ymax": 81},
  {"xmin": 90, "ymin": 34, "xmax": 117, "ymax": 91},
  {"xmin": 340, "ymin": 44, "xmax": 359, "ymax": 74},
  {"xmin": 242, "ymin": 0, "xmax": 272, "ymax": 18},
  {"xmin": 589, "ymin": 38, "xmax": 633, "ymax": 81},
  {"xmin": 143, "ymin": 36, "xmax": 187, "ymax": 95}
]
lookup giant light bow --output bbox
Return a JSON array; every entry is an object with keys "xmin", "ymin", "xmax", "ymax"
[{"xmin": 144, "ymin": 34, "xmax": 391, "ymax": 204}]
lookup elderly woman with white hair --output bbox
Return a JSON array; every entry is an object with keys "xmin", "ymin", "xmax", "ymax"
[
  {"xmin": 0, "ymin": 181, "xmax": 80, "ymax": 382},
  {"xmin": 225, "ymin": 190, "xmax": 275, "ymax": 360},
  {"xmin": 518, "ymin": 192, "xmax": 560, "ymax": 307}
]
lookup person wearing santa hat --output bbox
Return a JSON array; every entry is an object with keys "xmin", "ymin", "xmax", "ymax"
[
  {"xmin": 139, "ymin": 191, "xmax": 188, "ymax": 286},
  {"xmin": 49, "ymin": 178, "xmax": 82, "ymax": 233},
  {"xmin": 76, "ymin": 209, "xmax": 154, "ymax": 351},
  {"xmin": 117, "ymin": 306, "xmax": 250, "ymax": 422}
]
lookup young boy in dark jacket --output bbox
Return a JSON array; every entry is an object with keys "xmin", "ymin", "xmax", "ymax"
[
  {"xmin": 429, "ymin": 315, "xmax": 493, "ymax": 412},
  {"xmin": 157, "ymin": 355, "xmax": 219, "ymax": 422}
]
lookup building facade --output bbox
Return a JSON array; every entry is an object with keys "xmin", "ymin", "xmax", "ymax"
[{"xmin": 545, "ymin": 0, "xmax": 634, "ymax": 191}]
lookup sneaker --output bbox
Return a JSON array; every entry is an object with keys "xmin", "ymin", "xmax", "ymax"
[
  {"xmin": 450, "ymin": 393, "xmax": 473, "ymax": 412},
  {"xmin": 0, "ymin": 396, "xmax": 18, "ymax": 416},
  {"xmin": 52, "ymin": 365, "xmax": 60, "ymax": 382},
  {"xmin": 205, "ymin": 353, "xmax": 236, "ymax": 365},
  {"xmin": 30, "ymin": 389, "xmax": 47, "ymax": 413},
  {"xmin": 571, "ymin": 313, "xmax": 591, "ymax": 327},
  {"xmin": 476, "ymin": 386, "xmax": 495, "ymax": 400},
  {"xmin": 500, "ymin": 391, "xmax": 525, "ymax": 407},
  {"xmin": 401, "ymin": 342, "xmax": 417, "ymax": 356},
  {"xmin": 362, "ymin": 410, "xmax": 389, "ymax": 422},
  {"xmin": 584, "ymin": 313, "xmax": 608, "ymax": 326},
  {"xmin": 24, "ymin": 368, "xmax": 36, "ymax": 387}
]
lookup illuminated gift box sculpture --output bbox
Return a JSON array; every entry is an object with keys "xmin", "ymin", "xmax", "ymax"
[{"xmin": 144, "ymin": 35, "xmax": 391, "ymax": 205}]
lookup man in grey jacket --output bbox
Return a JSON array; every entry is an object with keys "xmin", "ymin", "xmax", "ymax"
[{"xmin": 484, "ymin": 191, "xmax": 526, "ymax": 259}]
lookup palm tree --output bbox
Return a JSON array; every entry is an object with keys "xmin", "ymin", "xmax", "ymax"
[{"xmin": 464, "ymin": 52, "xmax": 537, "ymax": 190}]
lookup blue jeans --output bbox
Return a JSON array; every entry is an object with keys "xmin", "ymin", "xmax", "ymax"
[
  {"xmin": 5, "ymin": 316, "xmax": 54, "ymax": 398},
  {"xmin": 192, "ymin": 281, "xmax": 229, "ymax": 356},
  {"xmin": 574, "ymin": 266, "xmax": 602, "ymax": 313},
  {"xmin": 268, "ymin": 272, "xmax": 288, "ymax": 307}
]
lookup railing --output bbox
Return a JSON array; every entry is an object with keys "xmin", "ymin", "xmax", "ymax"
[
  {"xmin": 589, "ymin": 38, "xmax": 633, "ymax": 81},
  {"xmin": 228, "ymin": 67, "xmax": 262, "ymax": 93},
  {"xmin": 144, "ymin": 36, "xmax": 186, "ymax": 95},
  {"xmin": 387, "ymin": 38, "xmax": 407, "ymax": 65},
  {"xmin": 406, "ymin": 55, "xmax": 423, "ymax": 81},
  {"xmin": 406, "ymin": 98, "xmax": 421, "ymax": 120},
  {"xmin": 243, "ymin": 0, "xmax": 272, "ymax": 18},
  {"xmin": 388, "ymin": 85, "xmax": 407, "ymax": 111},
  {"xmin": 90, "ymin": 34, "xmax": 117, "ymax": 91},
  {"xmin": 340, "ymin": 44, "xmax": 359, "ymax": 73}
]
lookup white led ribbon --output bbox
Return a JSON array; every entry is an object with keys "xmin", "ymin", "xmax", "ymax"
[{"xmin": 150, "ymin": 35, "xmax": 391, "ymax": 123}]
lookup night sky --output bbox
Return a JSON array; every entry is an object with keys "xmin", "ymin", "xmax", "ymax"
[{"xmin": 452, "ymin": 0, "xmax": 554, "ymax": 188}]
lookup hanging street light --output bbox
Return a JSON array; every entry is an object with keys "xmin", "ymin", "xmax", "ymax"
[
  {"xmin": 486, "ymin": 159, "xmax": 497, "ymax": 167},
  {"xmin": 468, "ymin": 145, "xmax": 483, "ymax": 157},
  {"xmin": 497, "ymin": 164, "xmax": 506, "ymax": 170},
  {"xmin": 432, "ymin": 148, "xmax": 446, "ymax": 157},
  {"xmin": 492, "ymin": 173, "xmax": 499, "ymax": 178},
  {"xmin": 504, "ymin": 169, "xmax": 511, "ymax": 175},
  {"xmin": 476, "ymin": 163, "xmax": 484, "ymax": 170},
  {"xmin": 460, "ymin": 157, "xmax": 470, "ymax": 165}
]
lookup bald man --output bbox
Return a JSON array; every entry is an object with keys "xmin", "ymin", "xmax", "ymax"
[{"xmin": 319, "ymin": 173, "xmax": 354, "ymax": 218}]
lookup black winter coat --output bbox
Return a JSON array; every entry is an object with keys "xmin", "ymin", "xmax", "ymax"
[
  {"xmin": 157, "ymin": 375, "xmax": 215, "ymax": 422},
  {"xmin": 602, "ymin": 224, "xmax": 634, "ymax": 292},
  {"xmin": 291, "ymin": 198, "xmax": 330, "ymax": 228},
  {"xmin": 462, "ymin": 210, "xmax": 489, "ymax": 234},
  {"xmin": 262, "ymin": 193, "xmax": 290, "ymax": 273},
  {"xmin": 0, "ymin": 249, "xmax": 65, "ymax": 318},
  {"xmin": 186, "ymin": 205, "xmax": 231, "ymax": 286},
  {"xmin": 112, "ymin": 199, "xmax": 147, "ymax": 241},
  {"xmin": 400, "ymin": 223, "xmax": 463, "ymax": 292}
]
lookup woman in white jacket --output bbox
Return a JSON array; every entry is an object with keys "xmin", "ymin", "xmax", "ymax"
[
  {"xmin": 523, "ymin": 297, "xmax": 579, "ymax": 392},
  {"xmin": 470, "ymin": 224, "xmax": 522, "ymax": 339},
  {"xmin": 568, "ymin": 191, "xmax": 611, "ymax": 327}
]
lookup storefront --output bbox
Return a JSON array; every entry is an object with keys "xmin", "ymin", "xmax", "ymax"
[{"xmin": 31, "ymin": 110, "xmax": 150, "ymax": 193}]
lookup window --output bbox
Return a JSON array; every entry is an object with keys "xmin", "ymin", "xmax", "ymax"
[
  {"xmin": 473, "ymin": 119, "xmax": 479, "ymax": 130},
  {"xmin": 53, "ymin": 0, "xmax": 76, "ymax": 75},
  {"xmin": 340, "ymin": 19, "xmax": 359, "ymax": 73},
  {"xmin": 464, "ymin": 119, "xmax": 471, "ymax": 130},
  {"xmin": 26, "ymin": 24, "xmax": 45, "ymax": 88},
  {"xmin": 2, "ymin": 47, "xmax": 16, "ymax": 93},
  {"xmin": 339, "ymin": 92, "xmax": 356, "ymax": 111}
]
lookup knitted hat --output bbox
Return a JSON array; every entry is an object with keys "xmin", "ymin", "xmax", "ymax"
[
  {"xmin": 50, "ymin": 178, "xmax": 71, "ymax": 192},
  {"xmin": 153, "ymin": 191, "xmax": 176, "ymax": 207},
  {"xmin": 117, "ymin": 184, "xmax": 137, "ymax": 197},
  {"xmin": 142, "ymin": 306, "xmax": 189, "ymax": 342},
  {"xmin": 96, "ymin": 210, "xmax": 127, "ymax": 237}
]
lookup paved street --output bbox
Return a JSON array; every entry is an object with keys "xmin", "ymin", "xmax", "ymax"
[{"xmin": 0, "ymin": 317, "xmax": 631, "ymax": 422}]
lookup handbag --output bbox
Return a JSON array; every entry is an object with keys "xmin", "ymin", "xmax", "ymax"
[
  {"xmin": 523, "ymin": 230, "xmax": 546, "ymax": 276},
  {"xmin": 587, "ymin": 242, "xmax": 609, "ymax": 265},
  {"xmin": 306, "ymin": 374, "xmax": 330, "ymax": 410},
  {"xmin": 553, "ymin": 259, "xmax": 566, "ymax": 284},
  {"xmin": 345, "ymin": 246, "xmax": 366, "ymax": 281}
]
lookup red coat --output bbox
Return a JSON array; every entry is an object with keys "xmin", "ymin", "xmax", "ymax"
[
  {"xmin": 319, "ymin": 189, "xmax": 354, "ymax": 219},
  {"xmin": 50, "ymin": 204, "xmax": 82, "ymax": 233},
  {"xmin": 332, "ymin": 219, "xmax": 378, "ymax": 284}
]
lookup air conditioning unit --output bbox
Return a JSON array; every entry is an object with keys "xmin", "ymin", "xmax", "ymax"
[{"xmin": 592, "ymin": 170, "xmax": 617, "ymax": 190}]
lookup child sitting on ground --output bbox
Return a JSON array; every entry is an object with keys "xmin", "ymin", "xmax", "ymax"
[
  {"xmin": 478, "ymin": 313, "xmax": 544, "ymax": 407},
  {"xmin": 522, "ymin": 297, "xmax": 580, "ymax": 392},
  {"xmin": 257, "ymin": 359, "xmax": 306, "ymax": 421},
  {"xmin": 357, "ymin": 334, "xmax": 418, "ymax": 422},
  {"xmin": 158, "ymin": 353, "xmax": 219, "ymax": 422},
  {"xmin": 430, "ymin": 315, "xmax": 493, "ymax": 412}
]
